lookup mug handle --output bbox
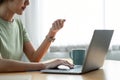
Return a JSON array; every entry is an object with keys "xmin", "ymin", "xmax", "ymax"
[{"xmin": 69, "ymin": 51, "xmax": 73, "ymax": 59}]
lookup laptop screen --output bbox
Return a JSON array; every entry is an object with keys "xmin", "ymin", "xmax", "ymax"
[{"xmin": 82, "ymin": 30, "xmax": 114, "ymax": 73}]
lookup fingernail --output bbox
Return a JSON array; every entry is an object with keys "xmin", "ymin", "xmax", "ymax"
[{"xmin": 63, "ymin": 19, "xmax": 66, "ymax": 21}]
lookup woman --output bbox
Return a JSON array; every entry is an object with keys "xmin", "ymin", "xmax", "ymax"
[{"xmin": 0, "ymin": 0, "xmax": 73, "ymax": 72}]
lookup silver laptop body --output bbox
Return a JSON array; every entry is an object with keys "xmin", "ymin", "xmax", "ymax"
[{"xmin": 40, "ymin": 30, "xmax": 114, "ymax": 74}]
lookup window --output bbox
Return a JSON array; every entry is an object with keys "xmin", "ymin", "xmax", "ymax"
[
  {"xmin": 22, "ymin": 0, "xmax": 120, "ymax": 61},
  {"xmin": 41, "ymin": 0, "xmax": 120, "ymax": 61},
  {"xmin": 105, "ymin": 0, "xmax": 120, "ymax": 45},
  {"xmin": 42, "ymin": 0, "xmax": 105, "ymax": 46}
]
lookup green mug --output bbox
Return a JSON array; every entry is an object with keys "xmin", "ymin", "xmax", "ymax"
[{"xmin": 69, "ymin": 49, "xmax": 85, "ymax": 65}]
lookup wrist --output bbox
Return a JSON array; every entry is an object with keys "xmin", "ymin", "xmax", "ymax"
[
  {"xmin": 42, "ymin": 63, "xmax": 47, "ymax": 69},
  {"xmin": 48, "ymin": 28, "xmax": 57, "ymax": 37},
  {"xmin": 43, "ymin": 63, "xmax": 49, "ymax": 69},
  {"xmin": 46, "ymin": 35, "xmax": 55, "ymax": 42}
]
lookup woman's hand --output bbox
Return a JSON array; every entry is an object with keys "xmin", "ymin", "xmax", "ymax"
[
  {"xmin": 51, "ymin": 19, "xmax": 65, "ymax": 33},
  {"xmin": 47, "ymin": 19, "xmax": 66, "ymax": 37},
  {"xmin": 44, "ymin": 59, "xmax": 74, "ymax": 69}
]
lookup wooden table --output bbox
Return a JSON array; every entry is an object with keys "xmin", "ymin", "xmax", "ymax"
[{"xmin": 0, "ymin": 60, "xmax": 120, "ymax": 80}]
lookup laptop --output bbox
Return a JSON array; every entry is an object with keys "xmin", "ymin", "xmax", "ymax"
[{"xmin": 40, "ymin": 30, "xmax": 114, "ymax": 74}]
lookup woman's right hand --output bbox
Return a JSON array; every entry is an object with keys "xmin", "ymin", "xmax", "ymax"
[{"xmin": 44, "ymin": 59, "xmax": 74, "ymax": 69}]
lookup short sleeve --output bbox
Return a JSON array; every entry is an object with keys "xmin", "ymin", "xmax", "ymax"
[
  {"xmin": 0, "ymin": 53, "xmax": 2, "ymax": 59},
  {"xmin": 23, "ymin": 26, "xmax": 30, "ymax": 43},
  {"xmin": 15, "ymin": 16, "xmax": 30, "ymax": 43}
]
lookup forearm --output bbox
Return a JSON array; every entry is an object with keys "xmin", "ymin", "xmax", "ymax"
[
  {"xmin": 25, "ymin": 19, "xmax": 65, "ymax": 62},
  {"xmin": 31, "ymin": 31, "xmax": 56, "ymax": 62},
  {"xmin": 0, "ymin": 59, "xmax": 45, "ymax": 73}
]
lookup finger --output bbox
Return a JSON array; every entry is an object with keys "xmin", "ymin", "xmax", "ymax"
[
  {"xmin": 55, "ymin": 19, "xmax": 64, "ymax": 28},
  {"xmin": 52, "ymin": 22, "xmax": 57, "ymax": 30},
  {"xmin": 62, "ymin": 19, "xmax": 66, "ymax": 23},
  {"xmin": 53, "ymin": 20, "xmax": 61, "ymax": 29},
  {"xmin": 54, "ymin": 22, "xmax": 59, "ymax": 29},
  {"xmin": 56, "ymin": 20, "xmax": 61, "ymax": 28},
  {"xmin": 52, "ymin": 19, "xmax": 66, "ymax": 30},
  {"xmin": 56, "ymin": 19, "xmax": 65, "ymax": 26},
  {"xmin": 62, "ymin": 60, "xmax": 74, "ymax": 68},
  {"xmin": 60, "ymin": 19, "xmax": 66, "ymax": 28}
]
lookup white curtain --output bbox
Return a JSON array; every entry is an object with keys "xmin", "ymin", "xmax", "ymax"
[
  {"xmin": 20, "ymin": 0, "xmax": 44, "ymax": 61},
  {"xmin": 21, "ymin": 0, "xmax": 44, "ymax": 49},
  {"xmin": 105, "ymin": 0, "xmax": 120, "ymax": 45}
]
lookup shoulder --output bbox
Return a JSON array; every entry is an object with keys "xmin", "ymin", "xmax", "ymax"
[
  {"xmin": 13, "ymin": 15, "xmax": 25, "ymax": 30},
  {"xmin": 14, "ymin": 15, "xmax": 23, "ymax": 24}
]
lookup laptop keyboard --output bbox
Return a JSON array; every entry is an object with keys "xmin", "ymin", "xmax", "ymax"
[
  {"xmin": 68, "ymin": 65, "xmax": 82, "ymax": 72},
  {"xmin": 40, "ymin": 65, "xmax": 82, "ymax": 73},
  {"xmin": 74, "ymin": 65, "xmax": 82, "ymax": 68}
]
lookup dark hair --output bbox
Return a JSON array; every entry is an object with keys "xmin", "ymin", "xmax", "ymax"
[{"xmin": 0, "ymin": 0, "xmax": 4, "ymax": 4}]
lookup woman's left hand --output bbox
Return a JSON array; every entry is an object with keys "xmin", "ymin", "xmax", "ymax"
[
  {"xmin": 51, "ymin": 19, "xmax": 66, "ymax": 33},
  {"xmin": 47, "ymin": 19, "xmax": 66, "ymax": 37}
]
